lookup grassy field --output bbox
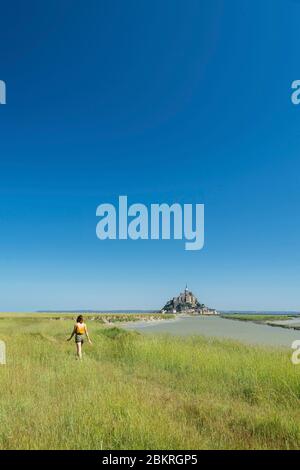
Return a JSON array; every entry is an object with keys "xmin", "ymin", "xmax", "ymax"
[
  {"xmin": 0, "ymin": 312, "xmax": 175, "ymax": 322},
  {"xmin": 1, "ymin": 315, "xmax": 300, "ymax": 450}
]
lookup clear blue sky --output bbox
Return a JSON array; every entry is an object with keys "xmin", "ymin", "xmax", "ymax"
[{"xmin": 0, "ymin": 0, "xmax": 299, "ymax": 311}]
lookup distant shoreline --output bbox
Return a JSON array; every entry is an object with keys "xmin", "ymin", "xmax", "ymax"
[
  {"xmin": 35, "ymin": 310, "xmax": 300, "ymax": 316},
  {"xmin": 221, "ymin": 313, "xmax": 300, "ymax": 331}
]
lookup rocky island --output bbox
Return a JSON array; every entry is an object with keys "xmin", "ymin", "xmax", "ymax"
[{"xmin": 161, "ymin": 285, "xmax": 218, "ymax": 315}]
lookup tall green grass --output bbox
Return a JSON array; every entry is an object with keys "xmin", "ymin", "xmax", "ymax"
[{"xmin": 0, "ymin": 317, "xmax": 300, "ymax": 449}]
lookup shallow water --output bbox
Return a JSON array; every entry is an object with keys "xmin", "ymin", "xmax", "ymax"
[{"xmin": 123, "ymin": 315, "xmax": 300, "ymax": 348}]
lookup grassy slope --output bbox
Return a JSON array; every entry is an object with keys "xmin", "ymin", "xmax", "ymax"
[{"xmin": 1, "ymin": 317, "xmax": 300, "ymax": 450}]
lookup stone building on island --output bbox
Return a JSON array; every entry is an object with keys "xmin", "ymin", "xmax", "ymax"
[{"xmin": 161, "ymin": 285, "xmax": 218, "ymax": 315}]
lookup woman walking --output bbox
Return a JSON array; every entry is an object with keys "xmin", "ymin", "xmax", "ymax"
[{"xmin": 67, "ymin": 315, "xmax": 92, "ymax": 359}]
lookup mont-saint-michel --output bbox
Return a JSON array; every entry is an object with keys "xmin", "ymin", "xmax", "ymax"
[{"xmin": 161, "ymin": 285, "xmax": 218, "ymax": 315}]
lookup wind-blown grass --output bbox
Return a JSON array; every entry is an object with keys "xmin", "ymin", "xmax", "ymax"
[{"xmin": 0, "ymin": 317, "xmax": 300, "ymax": 450}]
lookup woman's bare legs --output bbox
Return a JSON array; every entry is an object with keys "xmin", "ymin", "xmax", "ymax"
[{"xmin": 76, "ymin": 341, "xmax": 82, "ymax": 359}]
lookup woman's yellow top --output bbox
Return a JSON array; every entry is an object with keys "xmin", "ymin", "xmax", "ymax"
[{"xmin": 75, "ymin": 322, "xmax": 86, "ymax": 334}]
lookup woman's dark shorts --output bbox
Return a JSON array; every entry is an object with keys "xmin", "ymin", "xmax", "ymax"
[{"xmin": 75, "ymin": 334, "xmax": 84, "ymax": 344}]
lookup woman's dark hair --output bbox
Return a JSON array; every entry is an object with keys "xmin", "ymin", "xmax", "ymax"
[{"xmin": 76, "ymin": 315, "xmax": 84, "ymax": 323}]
